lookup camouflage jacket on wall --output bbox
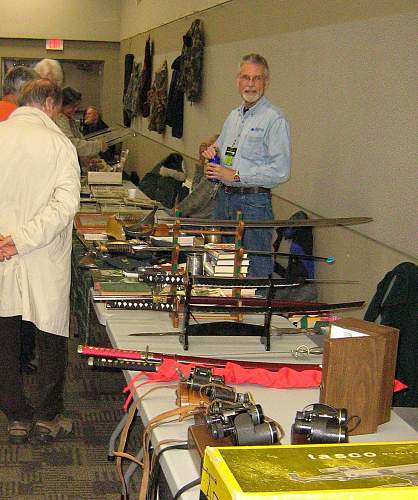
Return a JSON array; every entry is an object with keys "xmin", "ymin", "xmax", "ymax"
[
  {"xmin": 148, "ymin": 60, "xmax": 168, "ymax": 134},
  {"xmin": 123, "ymin": 61, "xmax": 142, "ymax": 121},
  {"xmin": 177, "ymin": 19, "xmax": 204, "ymax": 102}
]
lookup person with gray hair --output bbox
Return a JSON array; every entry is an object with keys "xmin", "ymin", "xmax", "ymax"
[
  {"xmin": 0, "ymin": 78, "xmax": 80, "ymax": 444},
  {"xmin": 34, "ymin": 58, "xmax": 64, "ymax": 87},
  {"xmin": 56, "ymin": 86, "xmax": 108, "ymax": 173},
  {"xmin": 0, "ymin": 65, "xmax": 38, "ymax": 121},
  {"xmin": 202, "ymin": 53, "xmax": 291, "ymax": 282}
]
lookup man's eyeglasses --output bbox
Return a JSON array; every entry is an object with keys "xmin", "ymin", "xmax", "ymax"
[{"xmin": 238, "ymin": 74, "xmax": 265, "ymax": 83}]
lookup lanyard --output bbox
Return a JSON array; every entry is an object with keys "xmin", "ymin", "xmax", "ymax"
[{"xmin": 231, "ymin": 110, "xmax": 247, "ymax": 148}]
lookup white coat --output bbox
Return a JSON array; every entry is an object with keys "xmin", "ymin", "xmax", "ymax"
[{"xmin": 0, "ymin": 106, "xmax": 80, "ymax": 337}]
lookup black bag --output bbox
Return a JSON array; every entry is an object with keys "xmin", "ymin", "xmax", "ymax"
[
  {"xmin": 273, "ymin": 211, "xmax": 317, "ymax": 301},
  {"xmin": 138, "ymin": 153, "xmax": 184, "ymax": 209}
]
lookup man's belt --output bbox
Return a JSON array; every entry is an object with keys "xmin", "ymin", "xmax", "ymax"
[{"xmin": 223, "ymin": 185, "xmax": 271, "ymax": 194}]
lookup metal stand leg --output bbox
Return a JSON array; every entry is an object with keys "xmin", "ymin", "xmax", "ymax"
[
  {"xmin": 180, "ymin": 278, "xmax": 192, "ymax": 350},
  {"xmin": 261, "ymin": 276, "xmax": 274, "ymax": 351}
]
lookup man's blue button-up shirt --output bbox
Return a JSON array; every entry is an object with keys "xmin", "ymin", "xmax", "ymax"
[{"xmin": 216, "ymin": 96, "xmax": 291, "ymax": 188}]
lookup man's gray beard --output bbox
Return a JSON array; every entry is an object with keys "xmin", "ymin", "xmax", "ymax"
[{"xmin": 242, "ymin": 90, "xmax": 263, "ymax": 104}]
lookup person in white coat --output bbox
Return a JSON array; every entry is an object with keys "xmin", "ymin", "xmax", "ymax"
[{"xmin": 0, "ymin": 79, "xmax": 80, "ymax": 444}]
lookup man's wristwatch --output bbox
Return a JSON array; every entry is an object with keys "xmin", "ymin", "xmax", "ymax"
[{"xmin": 233, "ymin": 169, "xmax": 240, "ymax": 182}]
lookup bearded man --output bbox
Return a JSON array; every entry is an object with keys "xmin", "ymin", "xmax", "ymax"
[{"xmin": 203, "ymin": 54, "xmax": 291, "ymax": 279}]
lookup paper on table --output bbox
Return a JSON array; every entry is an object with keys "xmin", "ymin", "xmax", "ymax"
[
  {"xmin": 152, "ymin": 236, "xmax": 195, "ymax": 246},
  {"xmin": 330, "ymin": 325, "xmax": 369, "ymax": 338},
  {"xmin": 83, "ymin": 233, "xmax": 108, "ymax": 241}
]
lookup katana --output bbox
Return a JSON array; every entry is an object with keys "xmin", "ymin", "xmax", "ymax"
[
  {"xmin": 138, "ymin": 273, "xmax": 358, "ymax": 286},
  {"xmin": 127, "ymin": 328, "xmax": 318, "ymax": 337},
  {"xmin": 78, "ymin": 345, "xmax": 321, "ymax": 371},
  {"xmin": 184, "ymin": 298, "xmax": 365, "ymax": 314},
  {"xmin": 83, "ymin": 345, "xmax": 323, "ymax": 372},
  {"xmin": 91, "ymin": 293, "xmax": 364, "ymax": 315}
]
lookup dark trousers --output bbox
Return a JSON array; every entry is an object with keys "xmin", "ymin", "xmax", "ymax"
[
  {"xmin": 0, "ymin": 316, "xmax": 67, "ymax": 422},
  {"xmin": 20, "ymin": 320, "xmax": 36, "ymax": 365}
]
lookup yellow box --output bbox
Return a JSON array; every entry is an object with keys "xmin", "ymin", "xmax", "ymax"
[{"xmin": 200, "ymin": 441, "xmax": 418, "ymax": 499}]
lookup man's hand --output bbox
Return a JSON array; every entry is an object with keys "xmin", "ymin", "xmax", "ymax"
[
  {"xmin": 201, "ymin": 145, "xmax": 217, "ymax": 160},
  {"xmin": 205, "ymin": 163, "xmax": 236, "ymax": 182},
  {"xmin": 202, "ymin": 145, "xmax": 236, "ymax": 182},
  {"xmin": 0, "ymin": 235, "xmax": 18, "ymax": 262}
]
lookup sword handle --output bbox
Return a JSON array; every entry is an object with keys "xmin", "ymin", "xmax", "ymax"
[
  {"xmin": 87, "ymin": 356, "xmax": 158, "ymax": 372},
  {"xmin": 142, "ymin": 273, "xmax": 185, "ymax": 285}
]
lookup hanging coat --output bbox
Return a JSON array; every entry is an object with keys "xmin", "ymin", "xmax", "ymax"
[
  {"xmin": 177, "ymin": 19, "xmax": 204, "ymax": 102},
  {"xmin": 166, "ymin": 56, "xmax": 184, "ymax": 138},
  {"xmin": 0, "ymin": 107, "xmax": 80, "ymax": 337},
  {"xmin": 137, "ymin": 36, "xmax": 153, "ymax": 117},
  {"xmin": 123, "ymin": 61, "xmax": 142, "ymax": 122},
  {"xmin": 123, "ymin": 53, "xmax": 135, "ymax": 126},
  {"xmin": 148, "ymin": 60, "xmax": 168, "ymax": 134}
]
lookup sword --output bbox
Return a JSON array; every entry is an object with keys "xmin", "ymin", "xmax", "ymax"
[
  {"xmin": 84, "ymin": 346, "xmax": 323, "ymax": 372},
  {"xmin": 183, "ymin": 299, "xmax": 364, "ymax": 315},
  {"xmin": 127, "ymin": 328, "xmax": 318, "ymax": 337},
  {"xmin": 78, "ymin": 344, "xmax": 321, "ymax": 371},
  {"xmin": 159, "ymin": 216, "xmax": 373, "ymax": 228},
  {"xmin": 138, "ymin": 273, "xmax": 357, "ymax": 286},
  {"xmin": 97, "ymin": 241, "xmax": 335, "ymax": 263},
  {"xmin": 91, "ymin": 293, "xmax": 364, "ymax": 314}
]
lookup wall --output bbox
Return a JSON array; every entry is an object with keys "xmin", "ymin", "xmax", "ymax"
[
  {"xmin": 120, "ymin": 0, "xmax": 230, "ymax": 39},
  {"xmin": 0, "ymin": 1, "xmax": 122, "ymax": 123},
  {"xmin": 0, "ymin": 39, "xmax": 121, "ymax": 125},
  {"xmin": 0, "ymin": 0, "xmax": 120, "ymax": 41},
  {"xmin": 120, "ymin": 0, "xmax": 417, "ymax": 314}
]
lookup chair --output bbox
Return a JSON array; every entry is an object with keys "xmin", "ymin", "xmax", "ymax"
[{"xmin": 364, "ymin": 262, "xmax": 418, "ymax": 407}]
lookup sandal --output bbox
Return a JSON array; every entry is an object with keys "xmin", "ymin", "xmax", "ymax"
[
  {"xmin": 33, "ymin": 414, "xmax": 73, "ymax": 444},
  {"xmin": 8, "ymin": 420, "xmax": 33, "ymax": 444}
]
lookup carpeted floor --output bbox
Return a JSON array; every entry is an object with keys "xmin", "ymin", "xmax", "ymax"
[{"xmin": 0, "ymin": 318, "xmax": 141, "ymax": 500}]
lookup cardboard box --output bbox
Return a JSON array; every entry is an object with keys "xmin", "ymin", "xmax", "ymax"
[{"xmin": 200, "ymin": 441, "xmax": 418, "ymax": 499}]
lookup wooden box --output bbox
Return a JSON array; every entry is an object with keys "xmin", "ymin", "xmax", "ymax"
[{"xmin": 320, "ymin": 318, "xmax": 399, "ymax": 435}]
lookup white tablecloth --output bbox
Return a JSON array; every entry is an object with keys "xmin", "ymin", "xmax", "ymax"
[{"xmin": 104, "ymin": 314, "xmax": 418, "ymax": 499}]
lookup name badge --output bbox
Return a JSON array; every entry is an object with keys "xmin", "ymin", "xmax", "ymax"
[{"xmin": 224, "ymin": 146, "xmax": 237, "ymax": 167}]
